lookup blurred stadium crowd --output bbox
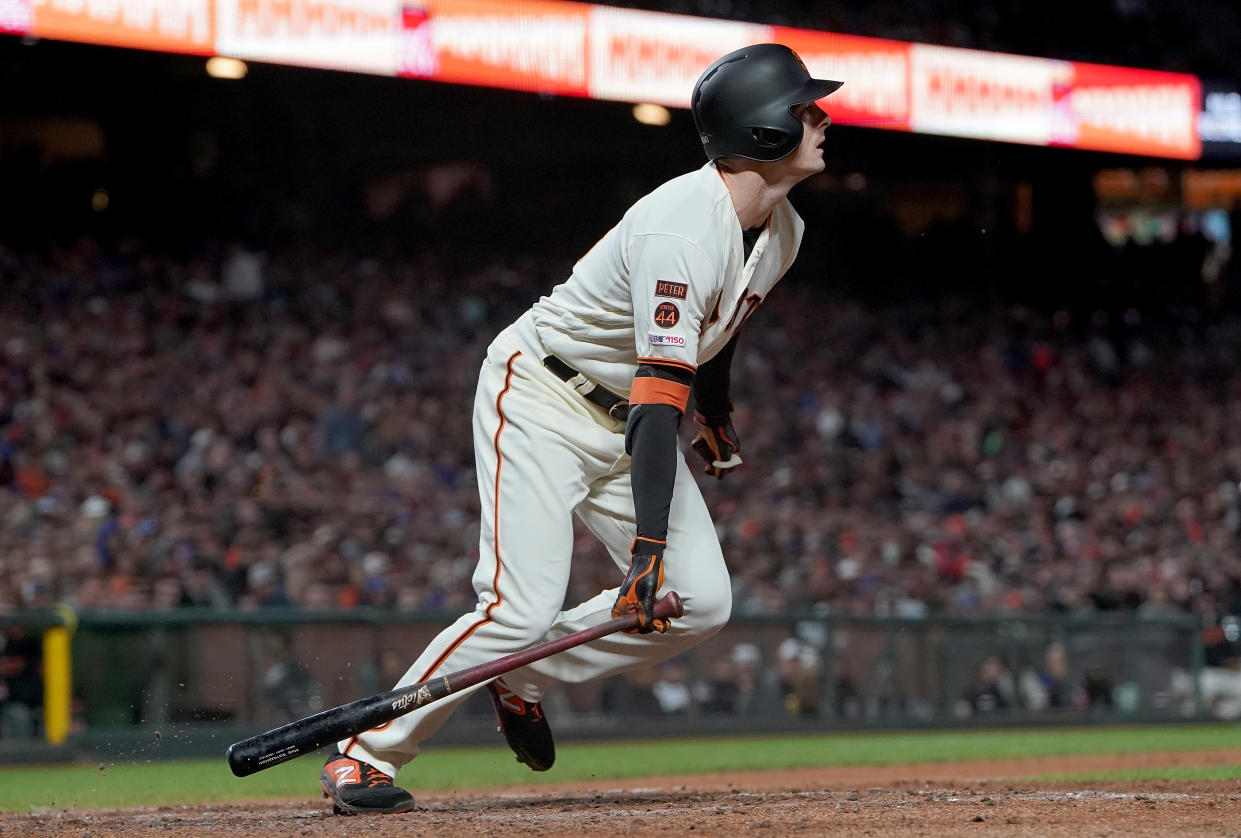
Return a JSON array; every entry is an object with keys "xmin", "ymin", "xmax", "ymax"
[
  {"xmin": 2, "ymin": 229, "xmax": 1239, "ymax": 629},
  {"xmin": 3, "ymin": 0, "xmax": 1241, "ymax": 733},
  {"xmin": 5, "ymin": 227, "xmax": 1239, "ymax": 733}
]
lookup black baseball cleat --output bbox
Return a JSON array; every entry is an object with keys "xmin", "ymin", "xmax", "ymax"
[
  {"xmin": 320, "ymin": 751, "xmax": 415, "ymax": 815},
  {"xmin": 487, "ymin": 678, "xmax": 555, "ymax": 771}
]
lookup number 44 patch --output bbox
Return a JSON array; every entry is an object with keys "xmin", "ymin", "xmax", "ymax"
[{"xmin": 654, "ymin": 302, "xmax": 680, "ymax": 329}]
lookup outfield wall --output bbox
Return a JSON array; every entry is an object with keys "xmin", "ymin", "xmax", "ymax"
[{"xmin": 0, "ymin": 608, "xmax": 1211, "ymax": 760}]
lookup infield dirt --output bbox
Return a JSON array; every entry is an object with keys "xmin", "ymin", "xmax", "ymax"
[{"xmin": 6, "ymin": 748, "xmax": 1241, "ymax": 837}]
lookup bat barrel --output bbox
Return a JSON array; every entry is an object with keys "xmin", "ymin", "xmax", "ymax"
[
  {"xmin": 227, "ymin": 714, "xmax": 351, "ymax": 777},
  {"xmin": 226, "ymin": 687, "xmax": 426, "ymax": 776}
]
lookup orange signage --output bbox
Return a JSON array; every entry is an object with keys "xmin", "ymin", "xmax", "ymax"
[
  {"xmin": 400, "ymin": 0, "xmax": 589, "ymax": 96},
  {"xmin": 1058, "ymin": 62, "xmax": 1201, "ymax": 159},
  {"xmin": 31, "ymin": 0, "xmax": 215, "ymax": 54},
  {"xmin": 9, "ymin": 0, "xmax": 1214, "ymax": 160}
]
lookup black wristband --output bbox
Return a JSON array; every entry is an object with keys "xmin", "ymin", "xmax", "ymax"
[{"xmin": 625, "ymin": 403, "xmax": 680, "ymax": 543}]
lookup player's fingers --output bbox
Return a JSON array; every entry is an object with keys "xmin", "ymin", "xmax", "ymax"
[
  {"xmin": 613, "ymin": 595, "xmax": 650, "ymax": 633},
  {"xmin": 611, "ymin": 597, "xmax": 632, "ymax": 620},
  {"xmin": 634, "ymin": 609, "xmax": 658, "ymax": 634}
]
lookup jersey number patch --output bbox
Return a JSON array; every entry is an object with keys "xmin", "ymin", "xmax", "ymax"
[{"xmin": 653, "ymin": 302, "xmax": 680, "ymax": 329}]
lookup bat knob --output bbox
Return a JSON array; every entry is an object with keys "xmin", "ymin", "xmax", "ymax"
[{"xmin": 654, "ymin": 590, "xmax": 684, "ymax": 621}]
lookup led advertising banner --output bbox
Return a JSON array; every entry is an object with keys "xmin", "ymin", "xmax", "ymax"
[
  {"xmin": 584, "ymin": 6, "xmax": 766, "ymax": 106},
  {"xmin": 29, "ymin": 0, "xmax": 216, "ymax": 54},
  {"xmin": 216, "ymin": 0, "xmax": 401, "ymax": 75},
  {"xmin": 5, "ymin": 0, "xmax": 1216, "ymax": 160},
  {"xmin": 398, "ymin": 0, "xmax": 590, "ymax": 95},
  {"xmin": 1057, "ymin": 62, "xmax": 1200, "ymax": 159},
  {"xmin": 908, "ymin": 44, "xmax": 1061, "ymax": 147},
  {"xmin": 0, "ymin": 0, "xmax": 32, "ymax": 35},
  {"xmin": 1198, "ymin": 84, "xmax": 1241, "ymax": 160}
]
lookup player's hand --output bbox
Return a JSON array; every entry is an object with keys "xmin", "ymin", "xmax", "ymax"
[
  {"xmin": 690, "ymin": 411, "xmax": 742, "ymax": 479},
  {"xmin": 612, "ymin": 538, "xmax": 670, "ymax": 634}
]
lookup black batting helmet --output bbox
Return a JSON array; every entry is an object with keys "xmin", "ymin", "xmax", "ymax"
[{"xmin": 691, "ymin": 43, "xmax": 843, "ymax": 163}]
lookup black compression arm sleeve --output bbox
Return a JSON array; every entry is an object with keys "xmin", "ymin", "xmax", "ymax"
[
  {"xmin": 692, "ymin": 335, "xmax": 738, "ymax": 421},
  {"xmin": 625, "ymin": 403, "xmax": 681, "ymax": 543}
]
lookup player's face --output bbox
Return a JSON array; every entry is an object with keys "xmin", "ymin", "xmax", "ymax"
[{"xmin": 786, "ymin": 101, "xmax": 832, "ymax": 178}]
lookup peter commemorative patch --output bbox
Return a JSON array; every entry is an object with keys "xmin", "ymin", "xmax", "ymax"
[{"xmin": 654, "ymin": 280, "xmax": 688, "ymax": 300}]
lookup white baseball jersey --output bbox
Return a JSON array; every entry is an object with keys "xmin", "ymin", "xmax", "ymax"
[
  {"xmin": 339, "ymin": 164, "xmax": 805, "ymax": 780},
  {"xmin": 532, "ymin": 162, "xmax": 805, "ymax": 394}
]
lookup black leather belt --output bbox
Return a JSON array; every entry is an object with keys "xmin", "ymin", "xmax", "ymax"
[{"xmin": 543, "ymin": 355, "xmax": 630, "ymax": 421}]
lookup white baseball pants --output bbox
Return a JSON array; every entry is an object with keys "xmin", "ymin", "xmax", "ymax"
[{"xmin": 339, "ymin": 312, "xmax": 732, "ymax": 778}]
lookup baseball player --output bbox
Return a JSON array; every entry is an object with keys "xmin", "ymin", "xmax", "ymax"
[{"xmin": 320, "ymin": 43, "xmax": 842, "ymax": 814}]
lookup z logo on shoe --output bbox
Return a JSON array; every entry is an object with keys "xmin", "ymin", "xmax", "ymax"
[{"xmin": 333, "ymin": 763, "xmax": 360, "ymax": 785}]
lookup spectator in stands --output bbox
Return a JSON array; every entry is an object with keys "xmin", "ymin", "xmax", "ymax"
[
  {"xmin": 776, "ymin": 636, "xmax": 823, "ymax": 718},
  {"xmin": 650, "ymin": 659, "xmax": 694, "ymax": 717},
  {"xmin": 961, "ymin": 656, "xmax": 1015, "ymax": 715},
  {"xmin": 1019, "ymin": 641, "xmax": 1071, "ymax": 710},
  {"xmin": 0, "ymin": 624, "xmax": 41, "ymax": 738}
]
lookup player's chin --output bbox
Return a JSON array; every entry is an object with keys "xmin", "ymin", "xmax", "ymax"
[{"xmin": 798, "ymin": 155, "xmax": 827, "ymax": 176}]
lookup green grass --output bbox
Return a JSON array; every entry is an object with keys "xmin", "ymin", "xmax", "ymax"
[{"xmin": 3, "ymin": 724, "xmax": 1240, "ymax": 812}]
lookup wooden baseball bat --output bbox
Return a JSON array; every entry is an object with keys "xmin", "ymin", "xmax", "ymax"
[{"xmin": 227, "ymin": 591, "xmax": 684, "ymax": 777}]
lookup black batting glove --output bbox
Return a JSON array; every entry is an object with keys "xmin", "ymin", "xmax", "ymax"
[
  {"xmin": 611, "ymin": 538, "xmax": 670, "ymax": 634},
  {"xmin": 690, "ymin": 410, "xmax": 742, "ymax": 479}
]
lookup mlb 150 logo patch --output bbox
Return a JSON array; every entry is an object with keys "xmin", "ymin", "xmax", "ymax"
[
  {"xmin": 655, "ymin": 280, "xmax": 688, "ymax": 300},
  {"xmin": 654, "ymin": 302, "xmax": 680, "ymax": 328}
]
